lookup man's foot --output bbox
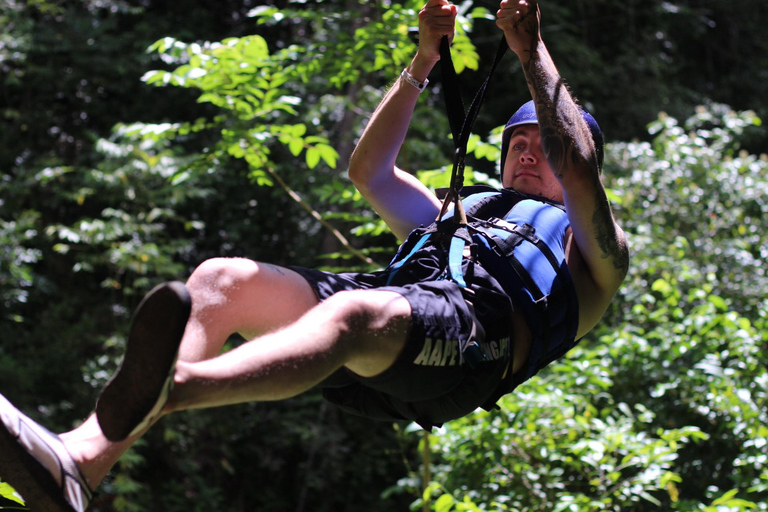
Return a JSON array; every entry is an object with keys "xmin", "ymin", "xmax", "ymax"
[
  {"xmin": 0, "ymin": 394, "xmax": 93, "ymax": 512},
  {"xmin": 96, "ymin": 281, "xmax": 191, "ymax": 442}
]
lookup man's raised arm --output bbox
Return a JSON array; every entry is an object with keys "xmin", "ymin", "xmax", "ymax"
[
  {"xmin": 497, "ymin": 0, "xmax": 629, "ymax": 308},
  {"xmin": 348, "ymin": 0, "xmax": 458, "ymax": 241}
]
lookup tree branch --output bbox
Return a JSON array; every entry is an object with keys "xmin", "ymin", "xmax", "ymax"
[{"xmin": 265, "ymin": 166, "xmax": 378, "ymax": 268}]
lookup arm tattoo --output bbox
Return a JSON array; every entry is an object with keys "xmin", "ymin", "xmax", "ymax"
[
  {"xmin": 265, "ymin": 263, "xmax": 287, "ymax": 276},
  {"xmin": 528, "ymin": 74, "xmax": 596, "ymax": 181},
  {"xmin": 522, "ymin": 40, "xmax": 628, "ymax": 276},
  {"xmin": 513, "ymin": 9, "xmax": 536, "ymax": 31},
  {"xmin": 592, "ymin": 185, "xmax": 630, "ymax": 275},
  {"xmin": 522, "ymin": 41, "xmax": 597, "ymax": 182}
]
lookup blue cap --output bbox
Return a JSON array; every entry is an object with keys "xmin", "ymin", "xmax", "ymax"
[{"xmin": 500, "ymin": 100, "xmax": 604, "ymax": 177}]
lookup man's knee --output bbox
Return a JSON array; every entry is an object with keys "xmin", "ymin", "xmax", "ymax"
[
  {"xmin": 188, "ymin": 257, "xmax": 255, "ymax": 291},
  {"xmin": 320, "ymin": 290, "xmax": 406, "ymax": 329},
  {"xmin": 186, "ymin": 257, "xmax": 261, "ymax": 305},
  {"xmin": 186, "ymin": 258, "xmax": 318, "ymax": 336},
  {"xmin": 319, "ymin": 290, "xmax": 411, "ymax": 375}
]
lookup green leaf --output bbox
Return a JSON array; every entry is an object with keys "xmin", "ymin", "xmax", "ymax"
[
  {"xmin": 288, "ymin": 138, "xmax": 303, "ymax": 157},
  {"xmin": 711, "ymin": 489, "xmax": 739, "ymax": 506},
  {"xmin": 0, "ymin": 482, "xmax": 25, "ymax": 506},
  {"xmin": 316, "ymin": 144, "xmax": 339, "ymax": 168},
  {"xmin": 435, "ymin": 493, "xmax": 455, "ymax": 512},
  {"xmin": 708, "ymin": 295, "xmax": 727, "ymax": 311},
  {"xmin": 306, "ymin": 147, "xmax": 320, "ymax": 169},
  {"xmin": 639, "ymin": 492, "xmax": 661, "ymax": 506},
  {"xmin": 651, "ymin": 278, "xmax": 672, "ymax": 294}
]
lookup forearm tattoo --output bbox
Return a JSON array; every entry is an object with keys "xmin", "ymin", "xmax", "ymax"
[
  {"xmin": 523, "ymin": 38, "xmax": 629, "ymax": 275},
  {"xmin": 265, "ymin": 263, "xmax": 287, "ymax": 276},
  {"xmin": 523, "ymin": 59, "xmax": 595, "ymax": 181},
  {"xmin": 513, "ymin": 8, "xmax": 536, "ymax": 31},
  {"xmin": 592, "ymin": 181, "xmax": 630, "ymax": 274}
]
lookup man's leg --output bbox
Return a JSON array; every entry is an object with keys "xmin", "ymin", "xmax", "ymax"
[
  {"xmin": 3, "ymin": 257, "xmax": 411, "ymax": 508},
  {"xmin": 167, "ymin": 288, "xmax": 411, "ymax": 412},
  {"xmin": 59, "ymin": 257, "xmax": 324, "ymax": 489},
  {"xmin": 2, "ymin": 258, "xmax": 414, "ymax": 511},
  {"xmin": 61, "ymin": 287, "xmax": 410, "ymax": 492},
  {"xmin": 179, "ymin": 257, "xmax": 322, "ymax": 362},
  {"xmin": 64, "ymin": 259, "xmax": 409, "ymax": 485},
  {"xmin": 1, "ymin": 279, "xmax": 191, "ymax": 512}
]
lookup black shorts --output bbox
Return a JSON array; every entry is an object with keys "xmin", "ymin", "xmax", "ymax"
[{"xmin": 289, "ymin": 243, "xmax": 515, "ymax": 429}]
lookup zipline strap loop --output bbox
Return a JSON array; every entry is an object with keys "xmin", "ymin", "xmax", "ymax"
[{"xmin": 437, "ymin": 34, "xmax": 509, "ymax": 224}]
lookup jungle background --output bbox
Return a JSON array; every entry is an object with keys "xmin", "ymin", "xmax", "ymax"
[{"xmin": 1, "ymin": 0, "xmax": 767, "ymax": 510}]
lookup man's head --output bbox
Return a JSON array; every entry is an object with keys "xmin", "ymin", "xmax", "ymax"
[{"xmin": 499, "ymin": 100, "xmax": 604, "ymax": 201}]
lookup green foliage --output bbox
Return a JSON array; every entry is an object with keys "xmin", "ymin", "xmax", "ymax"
[
  {"xmin": 251, "ymin": 0, "xmax": 484, "ymax": 86},
  {"xmin": 140, "ymin": 35, "xmax": 339, "ymax": 184},
  {"xmin": 40, "ymin": 138, "xmax": 197, "ymax": 289}
]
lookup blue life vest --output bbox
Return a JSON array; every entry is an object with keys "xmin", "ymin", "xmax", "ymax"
[{"xmin": 384, "ymin": 185, "xmax": 580, "ymax": 402}]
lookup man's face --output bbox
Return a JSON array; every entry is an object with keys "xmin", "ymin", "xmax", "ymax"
[{"xmin": 502, "ymin": 125, "xmax": 564, "ymax": 203}]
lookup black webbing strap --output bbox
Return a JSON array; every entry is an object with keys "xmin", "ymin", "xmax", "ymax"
[{"xmin": 437, "ymin": 35, "xmax": 509, "ymax": 224}]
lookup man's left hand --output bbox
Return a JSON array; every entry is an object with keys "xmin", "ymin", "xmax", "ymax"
[{"xmin": 496, "ymin": 0, "xmax": 541, "ymax": 56}]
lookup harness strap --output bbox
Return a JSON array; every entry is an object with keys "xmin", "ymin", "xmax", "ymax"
[
  {"xmin": 448, "ymin": 229, "xmax": 469, "ymax": 287},
  {"xmin": 478, "ymin": 218, "xmax": 563, "ymax": 277},
  {"xmin": 424, "ymin": 35, "xmax": 508, "ymax": 289},
  {"xmin": 385, "ymin": 233, "xmax": 432, "ymax": 285},
  {"xmin": 437, "ymin": 35, "xmax": 508, "ymax": 224}
]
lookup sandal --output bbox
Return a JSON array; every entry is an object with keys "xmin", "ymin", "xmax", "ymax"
[
  {"xmin": 0, "ymin": 393, "xmax": 93, "ymax": 512},
  {"xmin": 95, "ymin": 281, "xmax": 191, "ymax": 442}
]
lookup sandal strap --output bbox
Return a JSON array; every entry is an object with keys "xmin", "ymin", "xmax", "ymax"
[{"xmin": 1, "ymin": 394, "xmax": 93, "ymax": 512}]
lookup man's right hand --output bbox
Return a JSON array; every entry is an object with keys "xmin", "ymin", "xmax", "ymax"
[{"xmin": 416, "ymin": 0, "xmax": 458, "ymax": 65}]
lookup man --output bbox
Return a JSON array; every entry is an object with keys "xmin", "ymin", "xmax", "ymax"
[{"xmin": 0, "ymin": 1, "xmax": 628, "ymax": 510}]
